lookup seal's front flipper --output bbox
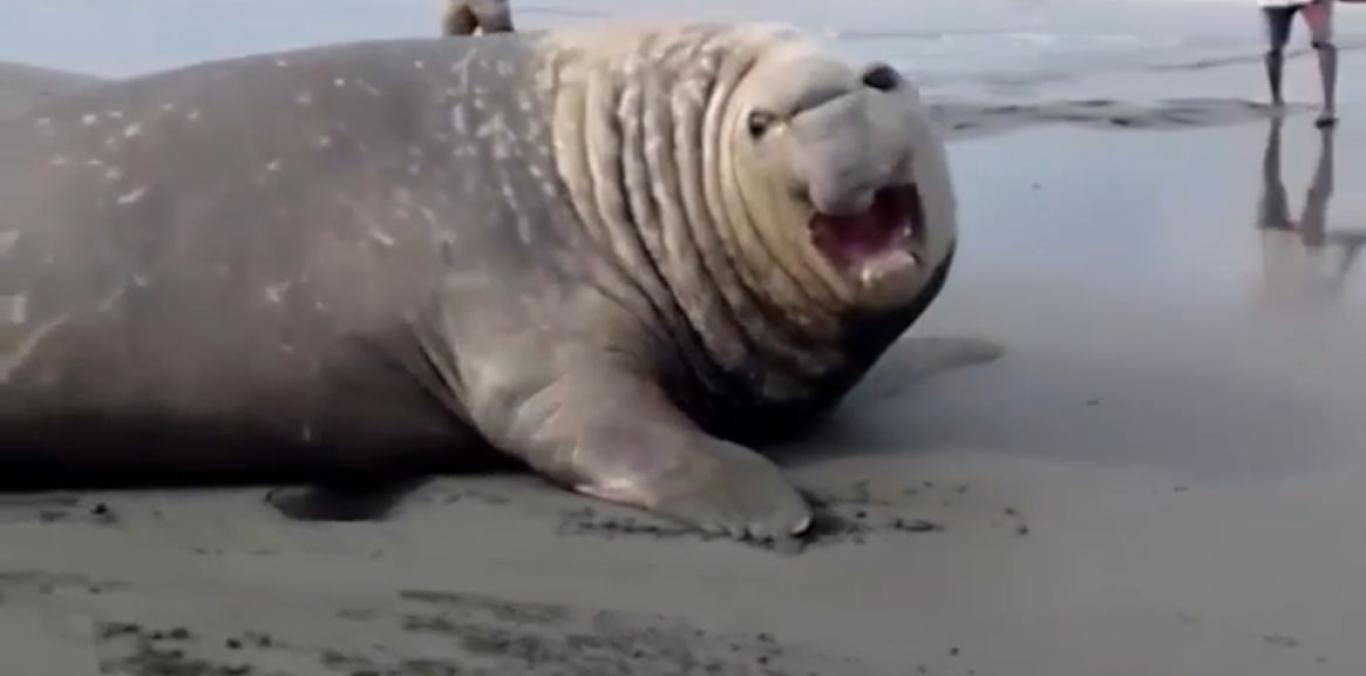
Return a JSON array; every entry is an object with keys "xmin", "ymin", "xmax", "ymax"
[
  {"xmin": 577, "ymin": 436, "xmax": 813, "ymax": 543},
  {"xmin": 489, "ymin": 358, "xmax": 811, "ymax": 542},
  {"xmin": 266, "ymin": 477, "xmax": 427, "ymax": 522}
]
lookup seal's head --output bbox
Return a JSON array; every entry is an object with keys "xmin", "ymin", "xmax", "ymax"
[
  {"xmin": 541, "ymin": 22, "xmax": 957, "ymax": 408},
  {"xmin": 724, "ymin": 31, "xmax": 956, "ymax": 314}
]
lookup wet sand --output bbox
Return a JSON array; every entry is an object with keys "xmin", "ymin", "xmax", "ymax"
[{"xmin": 2, "ymin": 40, "xmax": 1365, "ymax": 676}]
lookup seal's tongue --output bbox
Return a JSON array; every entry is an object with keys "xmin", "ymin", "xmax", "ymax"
[{"xmin": 810, "ymin": 184, "xmax": 922, "ymax": 269}]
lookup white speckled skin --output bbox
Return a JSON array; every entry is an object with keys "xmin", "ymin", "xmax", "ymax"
[{"xmin": 0, "ymin": 23, "xmax": 956, "ymax": 540}]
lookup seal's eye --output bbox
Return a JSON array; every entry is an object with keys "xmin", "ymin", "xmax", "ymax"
[
  {"xmin": 747, "ymin": 110, "xmax": 777, "ymax": 139},
  {"xmin": 861, "ymin": 63, "xmax": 901, "ymax": 92}
]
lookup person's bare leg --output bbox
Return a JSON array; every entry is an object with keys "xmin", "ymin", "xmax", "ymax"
[
  {"xmin": 1312, "ymin": 44, "xmax": 1337, "ymax": 126},
  {"xmin": 1305, "ymin": 0, "xmax": 1338, "ymax": 126},
  {"xmin": 1265, "ymin": 48, "xmax": 1286, "ymax": 108},
  {"xmin": 441, "ymin": 0, "xmax": 513, "ymax": 36},
  {"xmin": 441, "ymin": 2, "xmax": 478, "ymax": 36},
  {"xmin": 1263, "ymin": 8, "xmax": 1293, "ymax": 108},
  {"xmin": 1265, "ymin": 51, "xmax": 1285, "ymax": 107}
]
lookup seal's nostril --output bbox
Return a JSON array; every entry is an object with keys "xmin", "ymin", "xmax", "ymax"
[{"xmin": 861, "ymin": 63, "xmax": 901, "ymax": 92}]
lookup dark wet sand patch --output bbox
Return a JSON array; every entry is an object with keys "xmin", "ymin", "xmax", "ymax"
[
  {"xmin": 0, "ymin": 493, "xmax": 133, "ymax": 526},
  {"xmin": 0, "ymin": 569, "xmax": 126, "ymax": 599},
  {"xmin": 929, "ymin": 97, "xmax": 1304, "ymax": 141},
  {"xmin": 91, "ymin": 589, "xmax": 873, "ymax": 676}
]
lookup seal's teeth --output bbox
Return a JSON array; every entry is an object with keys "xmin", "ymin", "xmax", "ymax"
[
  {"xmin": 859, "ymin": 265, "xmax": 879, "ymax": 288},
  {"xmin": 858, "ymin": 249, "xmax": 918, "ymax": 289}
]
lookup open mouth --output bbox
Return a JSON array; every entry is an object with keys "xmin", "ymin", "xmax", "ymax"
[{"xmin": 809, "ymin": 183, "xmax": 923, "ymax": 270}]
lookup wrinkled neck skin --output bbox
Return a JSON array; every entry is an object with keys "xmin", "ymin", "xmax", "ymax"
[{"xmin": 528, "ymin": 25, "xmax": 946, "ymax": 440}]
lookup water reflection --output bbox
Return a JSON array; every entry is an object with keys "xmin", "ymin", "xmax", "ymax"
[{"xmin": 1255, "ymin": 118, "xmax": 1365, "ymax": 305}]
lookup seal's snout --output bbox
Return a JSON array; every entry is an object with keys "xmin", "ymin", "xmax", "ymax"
[
  {"xmin": 805, "ymin": 178, "xmax": 877, "ymax": 217},
  {"xmin": 789, "ymin": 94, "xmax": 900, "ymax": 219},
  {"xmin": 734, "ymin": 39, "xmax": 950, "ymax": 308}
]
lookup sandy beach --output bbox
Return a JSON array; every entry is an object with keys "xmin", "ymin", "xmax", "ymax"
[{"xmin": 3, "ymin": 1, "xmax": 1366, "ymax": 675}]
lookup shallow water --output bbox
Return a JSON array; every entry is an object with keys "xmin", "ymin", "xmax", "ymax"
[
  {"xmin": 849, "ymin": 115, "xmax": 1366, "ymax": 478},
  {"xmin": 3, "ymin": 0, "xmax": 1364, "ymax": 95}
]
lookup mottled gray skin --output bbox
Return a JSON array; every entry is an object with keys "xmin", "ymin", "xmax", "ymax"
[
  {"xmin": 0, "ymin": 62, "xmax": 104, "ymax": 118},
  {"xmin": 442, "ymin": 0, "xmax": 514, "ymax": 36},
  {"xmin": 0, "ymin": 23, "xmax": 957, "ymax": 540}
]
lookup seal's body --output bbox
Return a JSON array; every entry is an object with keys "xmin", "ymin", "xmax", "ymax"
[{"xmin": 0, "ymin": 24, "xmax": 956, "ymax": 540}]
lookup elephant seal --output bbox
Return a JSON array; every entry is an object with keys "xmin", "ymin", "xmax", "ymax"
[
  {"xmin": 441, "ymin": 0, "xmax": 514, "ymax": 36},
  {"xmin": 0, "ymin": 62, "xmax": 104, "ymax": 118},
  {"xmin": 0, "ymin": 22, "xmax": 957, "ymax": 541}
]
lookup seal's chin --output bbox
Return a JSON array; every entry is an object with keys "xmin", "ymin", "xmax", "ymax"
[{"xmin": 809, "ymin": 183, "xmax": 926, "ymax": 303}]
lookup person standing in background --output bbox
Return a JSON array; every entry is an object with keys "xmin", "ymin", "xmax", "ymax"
[
  {"xmin": 1261, "ymin": 0, "xmax": 1337, "ymax": 127},
  {"xmin": 442, "ymin": 0, "xmax": 514, "ymax": 36}
]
